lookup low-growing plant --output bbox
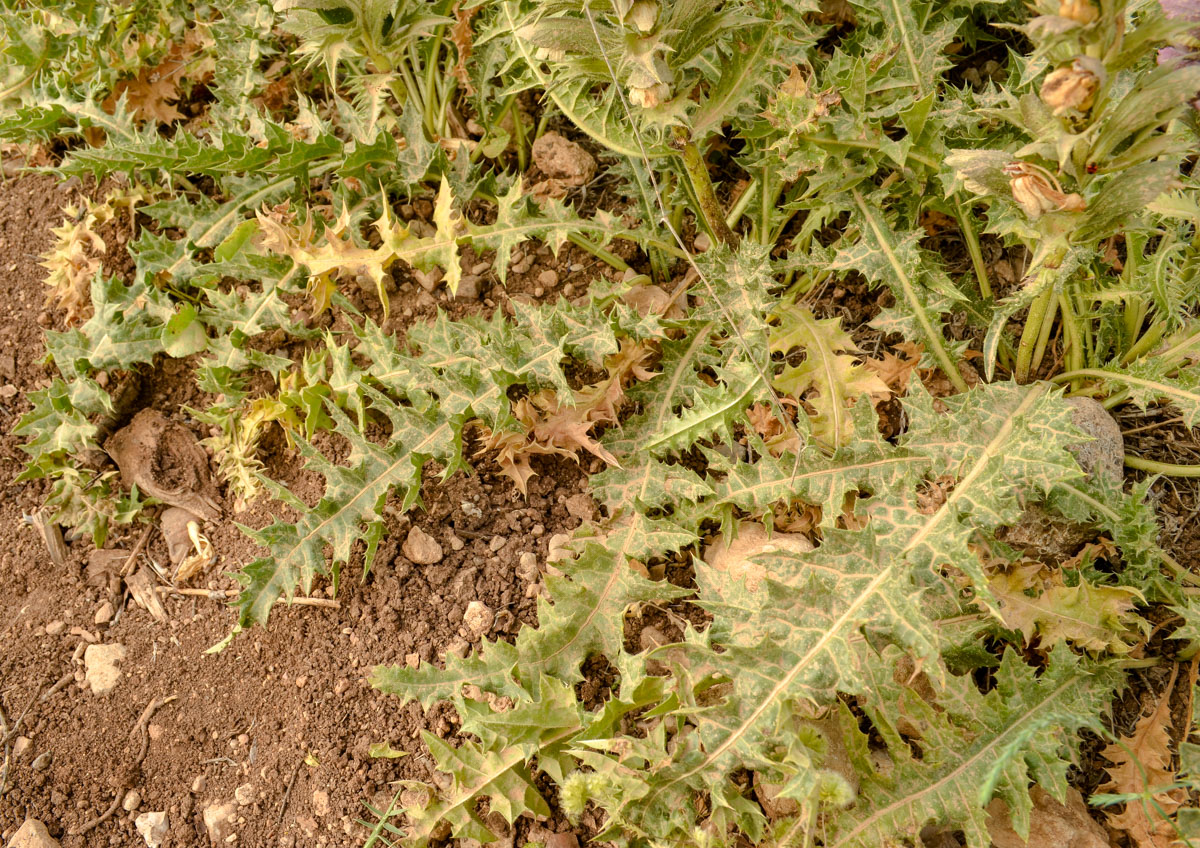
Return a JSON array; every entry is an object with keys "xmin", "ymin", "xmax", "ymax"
[{"xmin": 5, "ymin": 0, "xmax": 1200, "ymax": 846}]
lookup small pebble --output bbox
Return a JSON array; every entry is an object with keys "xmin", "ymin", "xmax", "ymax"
[
  {"xmin": 333, "ymin": 678, "xmax": 350, "ymax": 696},
  {"xmin": 517, "ymin": 553, "xmax": 539, "ymax": 582},
  {"xmin": 45, "ymin": 620, "xmax": 65, "ymax": 636},
  {"xmin": 444, "ymin": 638, "xmax": 470, "ymax": 659},
  {"xmin": 402, "ymin": 526, "xmax": 444, "ymax": 565},
  {"xmin": 488, "ymin": 535, "xmax": 507, "ymax": 553},
  {"xmin": 463, "ymin": 601, "xmax": 494, "ymax": 637},
  {"xmin": 295, "ymin": 675, "xmax": 308, "ymax": 689},
  {"xmin": 533, "ymin": 286, "xmax": 545, "ymax": 297},
  {"xmin": 234, "ymin": 783, "xmax": 255, "ymax": 806},
  {"xmin": 31, "ymin": 751, "xmax": 51, "ymax": 771},
  {"xmin": 537, "ymin": 269, "xmax": 558, "ymax": 286},
  {"xmin": 192, "ymin": 776, "xmax": 207, "ymax": 794},
  {"xmin": 531, "ymin": 524, "xmax": 545, "ymax": 537},
  {"xmin": 562, "ymin": 283, "xmax": 575, "ymax": 297},
  {"xmin": 471, "ymin": 261, "xmax": 490, "ymax": 275},
  {"xmin": 94, "ymin": 601, "xmax": 114, "ymax": 626},
  {"xmin": 123, "ymin": 789, "xmax": 141, "ymax": 812},
  {"xmin": 312, "ymin": 789, "xmax": 331, "ymax": 817}
]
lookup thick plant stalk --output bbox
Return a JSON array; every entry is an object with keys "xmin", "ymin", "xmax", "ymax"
[
  {"xmin": 1015, "ymin": 284, "xmax": 1055, "ymax": 383},
  {"xmin": 1029, "ymin": 294, "xmax": 1059, "ymax": 378},
  {"xmin": 674, "ymin": 131, "xmax": 739, "ymax": 247}
]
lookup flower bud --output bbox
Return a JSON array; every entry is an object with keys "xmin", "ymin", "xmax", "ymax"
[
  {"xmin": 626, "ymin": 0, "xmax": 659, "ymax": 33},
  {"xmin": 1040, "ymin": 57, "xmax": 1102, "ymax": 115},
  {"xmin": 628, "ymin": 81, "xmax": 671, "ymax": 108},
  {"xmin": 1004, "ymin": 162, "xmax": 1086, "ymax": 218},
  {"xmin": 1059, "ymin": 0, "xmax": 1098, "ymax": 24}
]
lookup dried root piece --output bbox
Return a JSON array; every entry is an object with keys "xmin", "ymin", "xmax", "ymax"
[{"xmin": 161, "ymin": 506, "xmax": 215, "ymax": 581}]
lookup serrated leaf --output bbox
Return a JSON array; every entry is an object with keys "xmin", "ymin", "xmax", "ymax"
[{"xmin": 770, "ymin": 304, "xmax": 888, "ymax": 446}]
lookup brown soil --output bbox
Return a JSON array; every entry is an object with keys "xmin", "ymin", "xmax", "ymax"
[{"xmin": 0, "ymin": 173, "xmax": 593, "ymax": 846}]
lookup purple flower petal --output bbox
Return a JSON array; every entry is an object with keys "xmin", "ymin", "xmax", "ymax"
[{"xmin": 1161, "ymin": 0, "xmax": 1200, "ymax": 21}]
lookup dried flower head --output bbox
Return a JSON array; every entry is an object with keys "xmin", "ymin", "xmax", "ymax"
[
  {"xmin": 626, "ymin": 0, "xmax": 659, "ymax": 33},
  {"xmin": 1040, "ymin": 57, "xmax": 1102, "ymax": 115},
  {"xmin": 1059, "ymin": 0, "xmax": 1099, "ymax": 24},
  {"xmin": 629, "ymin": 81, "xmax": 671, "ymax": 108},
  {"xmin": 1004, "ymin": 162, "xmax": 1087, "ymax": 218}
]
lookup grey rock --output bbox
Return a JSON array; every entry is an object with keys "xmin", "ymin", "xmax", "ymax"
[{"xmin": 1065, "ymin": 397, "xmax": 1123, "ymax": 483}]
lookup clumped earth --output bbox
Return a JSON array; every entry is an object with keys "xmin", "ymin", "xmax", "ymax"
[{"xmin": 0, "ymin": 174, "xmax": 594, "ymax": 846}]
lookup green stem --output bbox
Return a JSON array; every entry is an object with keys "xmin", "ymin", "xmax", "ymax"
[
  {"xmin": 1121, "ymin": 321, "xmax": 1165, "ymax": 366},
  {"xmin": 1058, "ymin": 293, "xmax": 1084, "ymax": 381},
  {"xmin": 726, "ymin": 176, "xmax": 758, "ymax": 230},
  {"xmin": 675, "ymin": 130, "xmax": 738, "ymax": 247},
  {"xmin": 759, "ymin": 165, "xmax": 772, "ymax": 247},
  {"xmin": 423, "ymin": 29, "xmax": 445, "ymax": 136},
  {"xmin": 954, "ymin": 195, "xmax": 991, "ymax": 300},
  {"xmin": 1157, "ymin": 325, "xmax": 1200, "ymax": 363},
  {"xmin": 1117, "ymin": 657, "xmax": 1164, "ymax": 669},
  {"xmin": 566, "ymin": 232, "xmax": 630, "ymax": 273},
  {"xmin": 1029, "ymin": 293, "xmax": 1059, "ymax": 378},
  {"xmin": 395, "ymin": 59, "xmax": 425, "ymax": 122},
  {"xmin": 1015, "ymin": 285, "xmax": 1055, "ymax": 383},
  {"xmin": 1124, "ymin": 454, "xmax": 1200, "ymax": 477}
]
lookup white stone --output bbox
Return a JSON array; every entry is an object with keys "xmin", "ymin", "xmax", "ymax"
[
  {"xmin": 203, "ymin": 801, "xmax": 237, "ymax": 845},
  {"xmin": 83, "ymin": 643, "xmax": 126, "ymax": 695},
  {"xmin": 463, "ymin": 601, "xmax": 494, "ymax": 637},
  {"xmin": 135, "ymin": 812, "xmax": 168, "ymax": 848},
  {"xmin": 7, "ymin": 820, "xmax": 60, "ymax": 848}
]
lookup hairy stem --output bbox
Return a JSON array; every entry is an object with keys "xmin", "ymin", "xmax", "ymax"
[
  {"xmin": 954, "ymin": 196, "xmax": 991, "ymax": 300},
  {"xmin": 1029, "ymin": 293, "xmax": 1059, "ymax": 378},
  {"xmin": 566, "ymin": 232, "xmax": 630, "ymax": 272},
  {"xmin": 674, "ymin": 131, "xmax": 739, "ymax": 247},
  {"xmin": 1015, "ymin": 285, "xmax": 1055, "ymax": 383}
]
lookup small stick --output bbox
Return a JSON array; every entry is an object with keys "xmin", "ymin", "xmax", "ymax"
[
  {"xmin": 120, "ymin": 523, "xmax": 156, "ymax": 578},
  {"xmin": 38, "ymin": 671, "xmax": 74, "ymax": 703},
  {"xmin": 131, "ymin": 695, "xmax": 177, "ymax": 764},
  {"xmin": 156, "ymin": 587, "xmax": 340, "ymax": 609},
  {"xmin": 277, "ymin": 759, "xmax": 303, "ymax": 827},
  {"xmin": 71, "ymin": 790, "xmax": 123, "ymax": 836}
]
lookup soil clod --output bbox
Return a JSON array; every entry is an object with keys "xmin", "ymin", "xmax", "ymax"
[{"xmin": 105, "ymin": 409, "xmax": 222, "ymax": 521}]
